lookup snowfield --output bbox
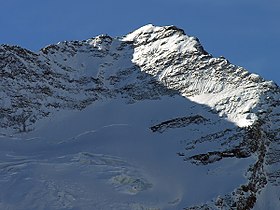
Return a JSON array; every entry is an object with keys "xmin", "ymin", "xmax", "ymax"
[{"xmin": 0, "ymin": 96, "xmax": 255, "ymax": 209}]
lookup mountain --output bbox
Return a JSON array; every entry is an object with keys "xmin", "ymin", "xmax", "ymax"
[{"xmin": 0, "ymin": 24, "xmax": 279, "ymax": 210}]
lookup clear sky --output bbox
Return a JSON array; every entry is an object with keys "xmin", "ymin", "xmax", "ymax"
[{"xmin": 1, "ymin": 0, "xmax": 279, "ymax": 84}]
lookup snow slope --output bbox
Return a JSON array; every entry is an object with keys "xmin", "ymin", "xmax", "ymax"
[
  {"xmin": 123, "ymin": 24, "xmax": 276, "ymax": 127},
  {"xmin": 0, "ymin": 96, "xmax": 254, "ymax": 210},
  {"xmin": 0, "ymin": 24, "xmax": 279, "ymax": 209}
]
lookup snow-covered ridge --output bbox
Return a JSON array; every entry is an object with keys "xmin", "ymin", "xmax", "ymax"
[
  {"xmin": 123, "ymin": 24, "xmax": 277, "ymax": 127},
  {"xmin": 0, "ymin": 24, "xmax": 278, "ymax": 131},
  {"xmin": 123, "ymin": 24, "xmax": 204, "ymax": 53}
]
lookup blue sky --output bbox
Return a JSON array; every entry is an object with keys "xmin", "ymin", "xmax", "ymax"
[{"xmin": 1, "ymin": 0, "xmax": 279, "ymax": 84}]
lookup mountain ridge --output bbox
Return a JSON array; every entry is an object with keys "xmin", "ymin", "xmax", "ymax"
[{"xmin": 1, "ymin": 24, "xmax": 278, "ymax": 131}]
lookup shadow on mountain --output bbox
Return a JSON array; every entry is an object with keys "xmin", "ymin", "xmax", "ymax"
[
  {"xmin": 111, "ymin": 39, "xmax": 266, "ymax": 209},
  {"xmin": 0, "ymin": 37, "xmax": 266, "ymax": 209}
]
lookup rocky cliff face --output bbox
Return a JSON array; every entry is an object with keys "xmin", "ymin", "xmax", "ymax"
[{"xmin": 0, "ymin": 24, "xmax": 279, "ymax": 209}]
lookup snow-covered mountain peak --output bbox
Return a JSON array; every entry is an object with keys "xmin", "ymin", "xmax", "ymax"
[
  {"xmin": 1, "ymin": 25, "xmax": 277, "ymax": 129},
  {"xmin": 2, "ymin": 24, "xmax": 278, "ymax": 129},
  {"xmin": 123, "ymin": 24, "xmax": 203, "ymax": 53},
  {"xmin": 0, "ymin": 25, "xmax": 280, "ymax": 210},
  {"xmin": 121, "ymin": 25, "xmax": 279, "ymax": 127}
]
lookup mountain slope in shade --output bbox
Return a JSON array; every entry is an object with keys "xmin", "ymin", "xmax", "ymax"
[{"xmin": 0, "ymin": 24, "xmax": 279, "ymax": 209}]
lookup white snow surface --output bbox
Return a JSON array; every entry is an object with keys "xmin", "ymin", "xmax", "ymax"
[{"xmin": 0, "ymin": 96, "xmax": 254, "ymax": 210}]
